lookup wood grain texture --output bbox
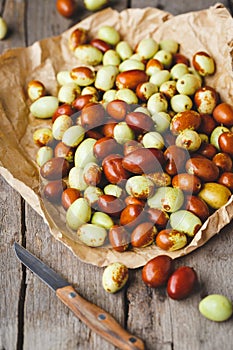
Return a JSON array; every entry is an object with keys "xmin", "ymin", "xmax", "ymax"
[
  {"xmin": 0, "ymin": 1, "xmax": 233, "ymax": 350},
  {"xmin": 0, "ymin": 0, "xmax": 26, "ymax": 49},
  {"xmin": 0, "ymin": 177, "xmax": 23, "ymax": 350},
  {"xmin": 131, "ymin": 0, "xmax": 231, "ymax": 14}
]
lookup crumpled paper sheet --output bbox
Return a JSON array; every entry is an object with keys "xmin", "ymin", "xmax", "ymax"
[{"xmin": 0, "ymin": 4, "xmax": 233, "ymax": 268}]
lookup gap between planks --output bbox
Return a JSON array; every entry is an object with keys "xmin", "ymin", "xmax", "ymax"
[{"xmin": 16, "ymin": 198, "xmax": 27, "ymax": 350}]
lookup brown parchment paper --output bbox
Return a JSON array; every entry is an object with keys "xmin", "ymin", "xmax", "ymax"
[{"xmin": 0, "ymin": 4, "xmax": 233, "ymax": 268}]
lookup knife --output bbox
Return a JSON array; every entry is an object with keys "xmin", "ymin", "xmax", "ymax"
[{"xmin": 13, "ymin": 242, "xmax": 145, "ymax": 350}]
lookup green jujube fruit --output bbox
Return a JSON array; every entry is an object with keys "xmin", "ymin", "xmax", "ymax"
[
  {"xmin": 199, "ymin": 294, "xmax": 233, "ymax": 322},
  {"xmin": 147, "ymin": 187, "xmax": 184, "ymax": 213},
  {"xmin": 97, "ymin": 25, "xmax": 120, "ymax": 46},
  {"xmin": 66, "ymin": 198, "xmax": 91, "ymax": 230},
  {"xmin": 169, "ymin": 210, "xmax": 202, "ymax": 237}
]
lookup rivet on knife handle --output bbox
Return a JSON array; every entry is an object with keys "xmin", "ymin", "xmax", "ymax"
[{"xmin": 56, "ymin": 285, "xmax": 145, "ymax": 350}]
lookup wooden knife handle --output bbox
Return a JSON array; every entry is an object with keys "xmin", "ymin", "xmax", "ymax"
[{"xmin": 56, "ymin": 285, "xmax": 145, "ymax": 350}]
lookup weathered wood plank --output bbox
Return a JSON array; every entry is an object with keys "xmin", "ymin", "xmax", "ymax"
[
  {"xmin": 0, "ymin": 0, "xmax": 26, "ymax": 51},
  {"xmin": 131, "ymin": 0, "xmax": 230, "ymax": 14},
  {"xmin": 26, "ymin": 0, "xmax": 129, "ymax": 46},
  {"xmin": 0, "ymin": 176, "xmax": 23, "ymax": 350},
  {"xmin": 0, "ymin": 1, "xmax": 28, "ymax": 349},
  {"xmin": 26, "ymin": 0, "xmax": 70, "ymax": 45},
  {"xmin": 127, "ymin": 270, "xmax": 173, "ymax": 350}
]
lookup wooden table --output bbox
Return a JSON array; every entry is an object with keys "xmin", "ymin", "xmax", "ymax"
[{"xmin": 1, "ymin": 1, "xmax": 233, "ymax": 349}]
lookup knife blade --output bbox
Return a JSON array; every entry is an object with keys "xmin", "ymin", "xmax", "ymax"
[{"xmin": 14, "ymin": 242, "xmax": 145, "ymax": 350}]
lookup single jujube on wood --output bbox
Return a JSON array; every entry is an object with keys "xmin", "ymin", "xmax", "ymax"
[{"xmin": 166, "ymin": 266, "xmax": 198, "ymax": 300}]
